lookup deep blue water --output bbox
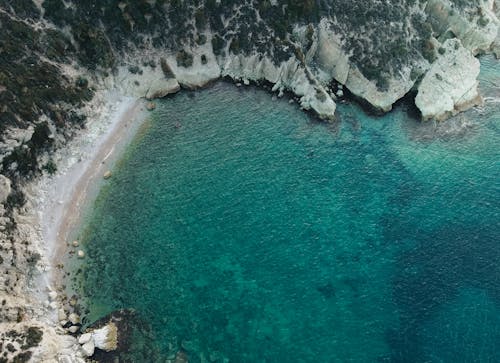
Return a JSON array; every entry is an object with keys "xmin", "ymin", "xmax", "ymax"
[{"xmin": 74, "ymin": 57, "xmax": 499, "ymax": 362}]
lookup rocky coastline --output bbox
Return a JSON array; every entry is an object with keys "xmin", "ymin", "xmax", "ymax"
[{"xmin": 0, "ymin": 0, "xmax": 499, "ymax": 361}]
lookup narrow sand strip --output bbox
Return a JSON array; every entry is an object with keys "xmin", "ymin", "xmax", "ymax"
[{"xmin": 33, "ymin": 93, "xmax": 148, "ymax": 298}]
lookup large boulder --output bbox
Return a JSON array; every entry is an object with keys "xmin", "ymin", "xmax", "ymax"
[
  {"xmin": 92, "ymin": 322, "xmax": 118, "ymax": 351},
  {"xmin": 223, "ymin": 54, "xmax": 336, "ymax": 120}
]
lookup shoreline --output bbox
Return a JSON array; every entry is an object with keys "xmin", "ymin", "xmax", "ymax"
[{"xmin": 27, "ymin": 92, "xmax": 149, "ymax": 321}]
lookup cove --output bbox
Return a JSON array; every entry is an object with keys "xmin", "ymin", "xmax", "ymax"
[{"xmin": 72, "ymin": 57, "xmax": 499, "ymax": 362}]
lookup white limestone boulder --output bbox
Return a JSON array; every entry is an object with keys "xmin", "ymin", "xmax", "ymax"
[
  {"xmin": 167, "ymin": 41, "xmax": 221, "ymax": 89},
  {"xmin": 91, "ymin": 322, "xmax": 118, "ymax": 352}
]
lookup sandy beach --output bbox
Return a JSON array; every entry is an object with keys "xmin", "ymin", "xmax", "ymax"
[{"xmin": 28, "ymin": 92, "xmax": 148, "ymax": 311}]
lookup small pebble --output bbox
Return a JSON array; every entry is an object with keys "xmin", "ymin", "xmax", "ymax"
[
  {"xmin": 103, "ymin": 170, "xmax": 112, "ymax": 179},
  {"xmin": 77, "ymin": 250, "xmax": 85, "ymax": 259},
  {"xmin": 72, "ymin": 240, "xmax": 79, "ymax": 247}
]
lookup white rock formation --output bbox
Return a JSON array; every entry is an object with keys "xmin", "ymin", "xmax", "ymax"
[
  {"xmin": 58, "ymin": 309, "xmax": 67, "ymax": 322},
  {"xmin": 303, "ymin": 18, "xmax": 420, "ymax": 114},
  {"xmin": 166, "ymin": 40, "xmax": 222, "ymax": 89},
  {"xmin": 68, "ymin": 325, "xmax": 79, "ymax": 334},
  {"xmin": 76, "ymin": 321, "xmax": 118, "ymax": 358},
  {"xmin": 222, "ymin": 54, "xmax": 336, "ymax": 120},
  {"xmin": 345, "ymin": 67, "xmax": 416, "ymax": 113},
  {"xmin": 415, "ymin": 39, "xmax": 482, "ymax": 120},
  {"xmin": 91, "ymin": 322, "xmax": 118, "ymax": 351}
]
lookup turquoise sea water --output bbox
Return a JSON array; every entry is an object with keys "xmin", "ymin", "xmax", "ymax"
[{"xmin": 74, "ymin": 56, "xmax": 499, "ymax": 362}]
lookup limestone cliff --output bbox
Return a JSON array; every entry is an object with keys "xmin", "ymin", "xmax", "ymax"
[{"xmin": 416, "ymin": 38, "xmax": 482, "ymax": 120}]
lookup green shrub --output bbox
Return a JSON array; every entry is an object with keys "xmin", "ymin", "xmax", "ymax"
[{"xmin": 42, "ymin": 160, "xmax": 57, "ymax": 175}]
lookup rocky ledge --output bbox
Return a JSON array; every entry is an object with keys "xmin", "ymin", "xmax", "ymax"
[{"xmin": 416, "ymin": 38, "xmax": 482, "ymax": 120}]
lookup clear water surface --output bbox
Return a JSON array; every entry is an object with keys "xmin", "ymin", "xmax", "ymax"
[{"xmin": 73, "ymin": 56, "xmax": 499, "ymax": 362}]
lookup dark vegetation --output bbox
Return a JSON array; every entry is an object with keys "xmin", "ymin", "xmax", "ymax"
[
  {"xmin": 0, "ymin": 10, "xmax": 92, "ymax": 185},
  {"xmin": 0, "ymin": 326, "xmax": 42, "ymax": 363},
  {"xmin": 33, "ymin": 0, "xmax": 442, "ymax": 89}
]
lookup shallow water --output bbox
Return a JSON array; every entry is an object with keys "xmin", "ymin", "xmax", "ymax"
[{"xmin": 74, "ymin": 56, "xmax": 499, "ymax": 362}]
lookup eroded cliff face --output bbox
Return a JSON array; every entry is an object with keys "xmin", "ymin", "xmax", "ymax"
[
  {"xmin": 0, "ymin": 0, "xmax": 498, "ymax": 361},
  {"xmin": 96, "ymin": 0, "xmax": 498, "ymax": 120}
]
